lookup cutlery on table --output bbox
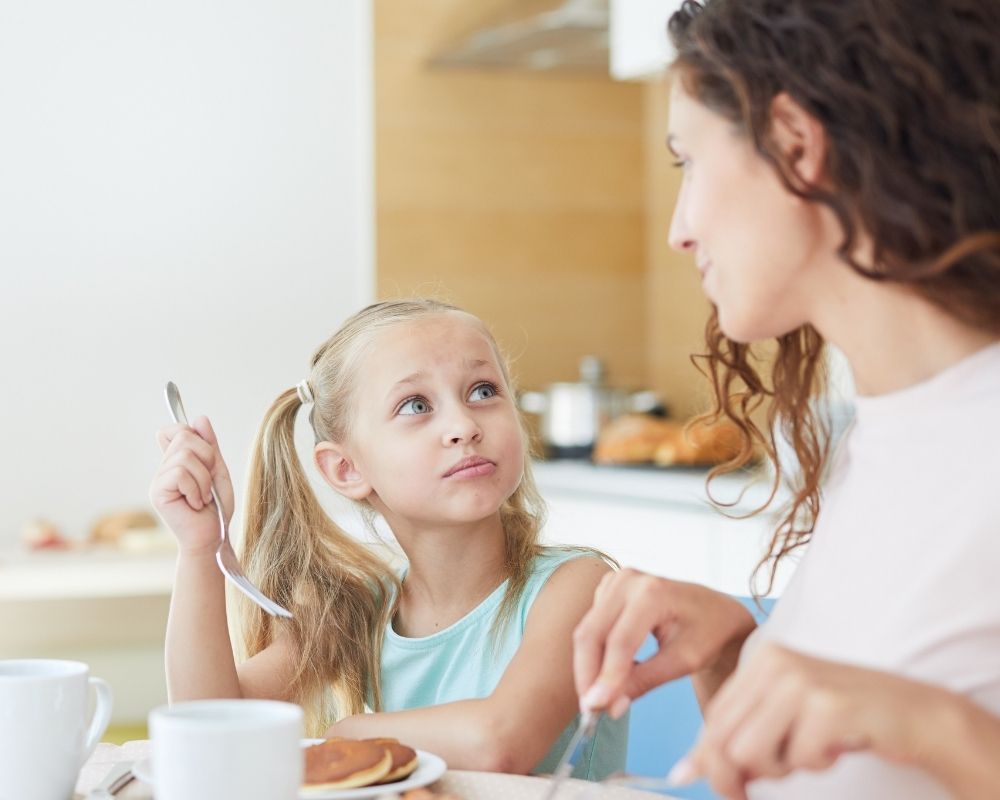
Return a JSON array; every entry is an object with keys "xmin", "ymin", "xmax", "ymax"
[
  {"xmin": 86, "ymin": 760, "xmax": 135, "ymax": 799},
  {"xmin": 165, "ymin": 381, "xmax": 293, "ymax": 618}
]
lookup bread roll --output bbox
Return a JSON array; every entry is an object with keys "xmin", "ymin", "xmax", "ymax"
[
  {"xmin": 653, "ymin": 417, "xmax": 742, "ymax": 466},
  {"xmin": 593, "ymin": 414, "xmax": 683, "ymax": 464}
]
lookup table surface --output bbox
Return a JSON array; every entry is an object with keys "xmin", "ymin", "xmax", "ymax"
[{"xmin": 77, "ymin": 741, "xmax": 675, "ymax": 799}]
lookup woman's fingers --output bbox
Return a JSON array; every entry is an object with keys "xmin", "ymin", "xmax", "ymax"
[
  {"xmin": 574, "ymin": 570, "xmax": 673, "ymax": 707},
  {"xmin": 593, "ymin": 576, "xmax": 667, "ymax": 696},
  {"xmin": 684, "ymin": 644, "xmax": 892, "ymax": 793},
  {"xmin": 694, "ymin": 745, "xmax": 748, "ymax": 800},
  {"xmin": 574, "ymin": 572, "xmax": 753, "ymax": 714},
  {"xmin": 722, "ymin": 676, "xmax": 801, "ymax": 780},
  {"xmin": 572, "ymin": 572, "xmax": 625, "ymax": 701},
  {"xmin": 703, "ymin": 643, "xmax": 788, "ymax": 749}
]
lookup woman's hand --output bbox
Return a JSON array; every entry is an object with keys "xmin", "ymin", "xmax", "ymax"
[
  {"xmin": 150, "ymin": 416, "xmax": 235, "ymax": 556},
  {"xmin": 675, "ymin": 642, "xmax": 998, "ymax": 800},
  {"xmin": 572, "ymin": 569, "xmax": 756, "ymax": 717}
]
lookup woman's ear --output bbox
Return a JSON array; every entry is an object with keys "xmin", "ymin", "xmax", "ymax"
[
  {"xmin": 314, "ymin": 442, "xmax": 372, "ymax": 501},
  {"xmin": 769, "ymin": 91, "xmax": 827, "ymax": 188}
]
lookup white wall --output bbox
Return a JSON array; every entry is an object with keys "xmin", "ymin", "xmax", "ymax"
[{"xmin": 0, "ymin": 0, "xmax": 374, "ymax": 545}]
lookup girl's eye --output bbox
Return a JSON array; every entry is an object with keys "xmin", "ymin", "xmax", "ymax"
[
  {"xmin": 469, "ymin": 382, "xmax": 498, "ymax": 402},
  {"xmin": 398, "ymin": 397, "xmax": 431, "ymax": 416}
]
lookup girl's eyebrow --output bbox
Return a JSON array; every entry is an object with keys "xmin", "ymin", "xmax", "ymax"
[
  {"xmin": 386, "ymin": 372, "xmax": 423, "ymax": 401},
  {"xmin": 385, "ymin": 359, "xmax": 495, "ymax": 399}
]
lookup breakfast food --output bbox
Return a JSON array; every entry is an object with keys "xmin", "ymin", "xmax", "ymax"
[
  {"xmin": 21, "ymin": 518, "xmax": 71, "ymax": 550},
  {"xmin": 88, "ymin": 508, "xmax": 160, "ymax": 545},
  {"xmin": 303, "ymin": 738, "xmax": 393, "ymax": 790},
  {"xmin": 653, "ymin": 417, "xmax": 743, "ymax": 466},
  {"xmin": 593, "ymin": 413, "xmax": 744, "ymax": 466},
  {"xmin": 365, "ymin": 737, "xmax": 419, "ymax": 783},
  {"xmin": 592, "ymin": 415, "xmax": 684, "ymax": 464}
]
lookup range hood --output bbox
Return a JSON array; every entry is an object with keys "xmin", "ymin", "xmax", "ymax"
[{"xmin": 429, "ymin": 0, "xmax": 609, "ymax": 73}]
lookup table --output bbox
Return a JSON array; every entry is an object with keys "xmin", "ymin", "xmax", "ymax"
[{"xmin": 77, "ymin": 741, "xmax": 675, "ymax": 799}]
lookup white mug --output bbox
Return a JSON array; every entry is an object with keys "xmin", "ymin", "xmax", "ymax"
[
  {"xmin": 149, "ymin": 699, "xmax": 303, "ymax": 800},
  {"xmin": 0, "ymin": 659, "xmax": 113, "ymax": 800}
]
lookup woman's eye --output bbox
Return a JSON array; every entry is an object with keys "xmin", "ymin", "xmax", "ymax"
[
  {"xmin": 469, "ymin": 382, "xmax": 498, "ymax": 402},
  {"xmin": 398, "ymin": 397, "xmax": 431, "ymax": 415}
]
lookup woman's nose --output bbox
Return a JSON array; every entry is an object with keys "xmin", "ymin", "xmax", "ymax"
[{"xmin": 668, "ymin": 198, "xmax": 696, "ymax": 253}]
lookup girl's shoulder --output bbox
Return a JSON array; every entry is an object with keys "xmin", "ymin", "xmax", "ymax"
[
  {"xmin": 518, "ymin": 547, "xmax": 613, "ymax": 627},
  {"xmin": 531, "ymin": 545, "xmax": 614, "ymax": 572}
]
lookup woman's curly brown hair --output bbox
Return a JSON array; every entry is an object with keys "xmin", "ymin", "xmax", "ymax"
[{"xmin": 667, "ymin": 0, "xmax": 1000, "ymax": 593}]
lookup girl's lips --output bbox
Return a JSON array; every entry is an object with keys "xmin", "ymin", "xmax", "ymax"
[{"xmin": 443, "ymin": 457, "xmax": 496, "ymax": 479}]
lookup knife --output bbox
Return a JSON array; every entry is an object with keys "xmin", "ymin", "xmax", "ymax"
[
  {"xmin": 541, "ymin": 710, "xmax": 599, "ymax": 800},
  {"xmin": 87, "ymin": 760, "xmax": 135, "ymax": 799}
]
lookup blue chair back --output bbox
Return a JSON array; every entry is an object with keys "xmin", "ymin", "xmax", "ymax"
[{"xmin": 625, "ymin": 596, "xmax": 776, "ymax": 799}]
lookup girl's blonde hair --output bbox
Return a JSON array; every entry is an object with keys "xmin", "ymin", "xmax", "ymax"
[{"xmin": 237, "ymin": 299, "xmax": 549, "ymax": 734}]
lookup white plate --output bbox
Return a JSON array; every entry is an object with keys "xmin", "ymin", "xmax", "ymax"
[{"xmin": 132, "ymin": 742, "xmax": 447, "ymax": 800}]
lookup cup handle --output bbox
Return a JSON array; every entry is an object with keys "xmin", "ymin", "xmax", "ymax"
[{"xmin": 81, "ymin": 677, "xmax": 114, "ymax": 766}]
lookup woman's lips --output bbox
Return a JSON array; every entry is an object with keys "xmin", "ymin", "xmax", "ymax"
[{"xmin": 443, "ymin": 456, "xmax": 496, "ymax": 479}]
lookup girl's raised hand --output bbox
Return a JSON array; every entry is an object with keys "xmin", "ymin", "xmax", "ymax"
[
  {"xmin": 675, "ymin": 643, "xmax": 951, "ymax": 799},
  {"xmin": 572, "ymin": 569, "xmax": 756, "ymax": 716},
  {"xmin": 150, "ymin": 416, "xmax": 235, "ymax": 556}
]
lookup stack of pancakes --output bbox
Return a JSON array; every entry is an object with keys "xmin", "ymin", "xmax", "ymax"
[{"xmin": 303, "ymin": 737, "xmax": 419, "ymax": 792}]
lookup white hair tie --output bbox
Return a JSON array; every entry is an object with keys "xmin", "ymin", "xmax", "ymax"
[{"xmin": 296, "ymin": 379, "xmax": 314, "ymax": 406}]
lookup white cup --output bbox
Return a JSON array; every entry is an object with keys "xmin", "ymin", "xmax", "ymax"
[
  {"xmin": 0, "ymin": 659, "xmax": 113, "ymax": 800},
  {"xmin": 149, "ymin": 699, "xmax": 303, "ymax": 800}
]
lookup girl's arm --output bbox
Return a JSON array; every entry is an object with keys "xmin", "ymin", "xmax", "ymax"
[
  {"xmin": 678, "ymin": 643, "xmax": 1000, "ymax": 800},
  {"xmin": 327, "ymin": 556, "xmax": 613, "ymax": 774},
  {"xmin": 153, "ymin": 417, "xmax": 296, "ymax": 702}
]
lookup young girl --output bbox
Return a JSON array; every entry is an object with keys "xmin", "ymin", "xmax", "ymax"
[
  {"xmin": 573, "ymin": 1, "xmax": 1000, "ymax": 798},
  {"xmin": 151, "ymin": 298, "xmax": 627, "ymax": 779}
]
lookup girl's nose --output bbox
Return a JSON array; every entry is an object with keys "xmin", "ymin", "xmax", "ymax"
[{"xmin": 443, "ymin": 408, "xmax": 483, "ymax": 446}]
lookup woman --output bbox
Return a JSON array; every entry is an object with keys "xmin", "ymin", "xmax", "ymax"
[{"xmin": 573, "ymin": 1, "xmax": 1000, "ymax": 798}]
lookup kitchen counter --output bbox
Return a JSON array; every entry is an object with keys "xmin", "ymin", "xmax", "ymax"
[
  {"xmin": 0, "ymin": 548, "xmax": 175, "ymax": 722},
  {"xmin": 532, "ymin": 459, "xmax": 794, "ymax": 598},
  {"xmin": 0, "ymin": 548, "xmax": 175, "ymax": 601},
  {"xmin": 531, "ymin": 459, "xmax": 780, "ymax": 513}
]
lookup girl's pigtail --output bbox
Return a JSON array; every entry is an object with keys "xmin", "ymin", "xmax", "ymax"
[{"xmin": 239, "ymin": 388, "xmax": 400, "ymax": 734}]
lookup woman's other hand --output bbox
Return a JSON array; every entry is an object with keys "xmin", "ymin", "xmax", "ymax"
[
  {"xmin": 573, "ymin": 569, "xmax": 756, "ymax": 716},
  {"xmin": 676, "ymin": 642, "xmax": 998, "ymax": 800},
  {"xmin": 150, "ymin": 416, "xmax": 235, "ymax": 556}
]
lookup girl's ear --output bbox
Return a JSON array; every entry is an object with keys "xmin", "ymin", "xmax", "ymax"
[
  {"xmin": 314, "ymin": 442, "xmax": 372, "ymax": 501},
  {"xmin": 769, "ymin": 91, "xmax": 827, "ymax": 188}
]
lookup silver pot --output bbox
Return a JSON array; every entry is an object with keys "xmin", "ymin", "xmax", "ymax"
[{"xmin": 519, "ymin": 356, "xmax": 660, "ymax": 459}]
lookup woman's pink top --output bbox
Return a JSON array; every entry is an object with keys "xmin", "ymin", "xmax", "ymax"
[{"xmin": 748, "ymin": 341, "xmax": 1000, "ymax": 800}]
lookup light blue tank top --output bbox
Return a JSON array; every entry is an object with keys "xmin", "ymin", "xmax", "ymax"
[{"xmin": 379, "ymin": 548, "xmax": 628, "ymax": 780}]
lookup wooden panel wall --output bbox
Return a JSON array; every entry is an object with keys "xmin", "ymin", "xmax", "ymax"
[{"xmin": 374, "ymin": 0, "xmax": 647, "ymax": 393}]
